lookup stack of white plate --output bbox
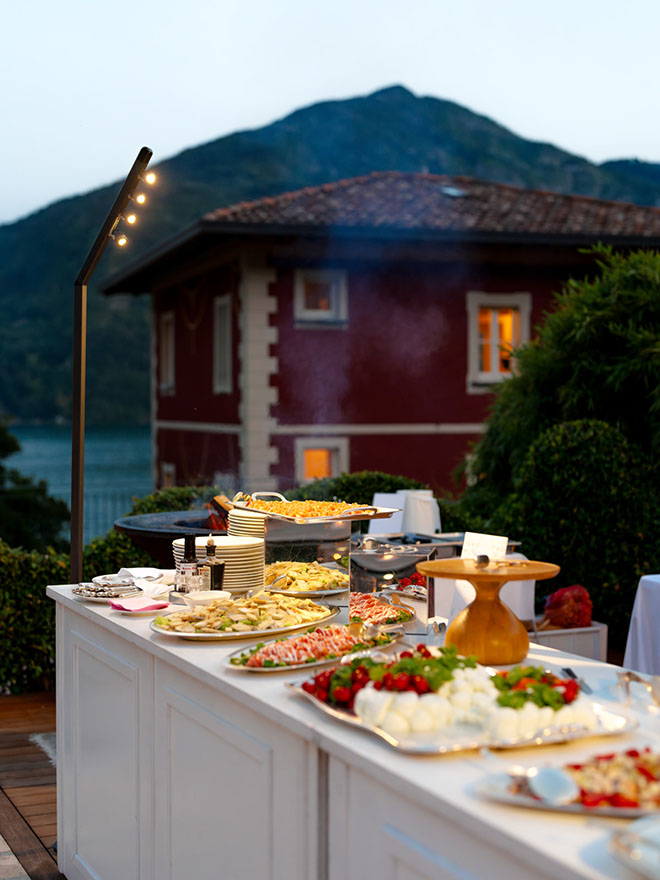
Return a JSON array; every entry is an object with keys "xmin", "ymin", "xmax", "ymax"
[
  {"xmin": 172, "ymin": 536, "xmax": 265, "ymax": 592},
  {"xmin": 228, "ymin": 508, "xmax": 267, "ymax": 538}
]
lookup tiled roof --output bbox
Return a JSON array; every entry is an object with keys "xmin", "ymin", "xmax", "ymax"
[{"xmin": 202, "ymin": 171, "xmax": 660, "ymax": 239}]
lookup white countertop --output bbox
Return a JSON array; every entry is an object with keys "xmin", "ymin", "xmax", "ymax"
[{"xmin": 48, "ymin": 584, "xmax": 660, "ymax": 880}]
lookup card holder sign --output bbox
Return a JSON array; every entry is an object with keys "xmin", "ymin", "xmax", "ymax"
[{"xmin": 460, "ymin": 531, "xmax": 508, "ymax": 561}]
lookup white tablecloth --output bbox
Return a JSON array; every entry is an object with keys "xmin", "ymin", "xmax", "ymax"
[{"xmin": 624, "ymin": 574, "xmax": 660, "ymax": 673}]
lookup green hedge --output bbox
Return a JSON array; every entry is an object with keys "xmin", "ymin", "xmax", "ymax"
[
  {"xmin": 0, "ymin": 540, "xmax": 68, "ymax": 693},
  {"xmin": 128, "ymin": 485, "xmax": 216, "ymax": 515},
  {"xmin": 492, "ymin": 420, "xmax": 660, "ymax": 646},
  {"xmin": 0, "ymin": 487, "xmax": 219, "ymax": 694},
  {"xmin": 284, "ymin": 470, "xmax": 427, "ymax": 503}
]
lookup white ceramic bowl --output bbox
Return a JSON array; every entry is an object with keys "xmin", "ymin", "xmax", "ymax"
[{"xmin": 183, "ymin": 590, "xmax": 231, "ymax": 607}]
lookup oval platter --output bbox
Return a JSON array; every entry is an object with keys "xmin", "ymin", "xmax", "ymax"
[{"xmin": 150, "ymin": 604, "xmax": 340, "ymax": 641}]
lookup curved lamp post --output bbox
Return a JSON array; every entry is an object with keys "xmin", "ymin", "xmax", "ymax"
[{"xmin": 70, "ymin": 146, "xmax": 154, "ymax": 583}]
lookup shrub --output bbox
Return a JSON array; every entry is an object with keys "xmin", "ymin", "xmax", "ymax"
[
  {"xmin": 492, "ymin": 420, "xmax": 660, "ymax": 645},
  {"xmin": 82, "ymin": 529, "xmax": 157, "ymax": 581},
  {"xmin": 128, "ymin": 485, "xmax": 217, "ymax": 515},
  {"xmin": 285, "ymin": 471, "xmax": 427, "ymax": 504},
  {"xmin": 0, "ymin": 484, "xmax": 228, "ymax": 693},
  {"xmin": 0, "ymin": 540, "xmax": 68, "ymax": 693},
  {"xmin": 466, "ymin": 246, "xmax": 660, "ymax": 508}
]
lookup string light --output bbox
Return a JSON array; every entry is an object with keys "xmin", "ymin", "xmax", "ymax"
[{"xmin": 113, "ymin": 167, "xmax": 156, "ymax": 247}]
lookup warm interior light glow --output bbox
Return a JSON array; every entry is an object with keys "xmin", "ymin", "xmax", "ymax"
[
  {"xmin": 135, "ymin": 192, "xmax": 146, "ymax": 205},
  {"xmin": 116, "ymin": 233, "xmax": 128, "ymax": 247},
  {"xmin": 304, "ymin": 448, "xmax": 331, "ymax": 480},
  {"xmin": 144, "ymin": 171, "xmax": 156, "ymax": 185},
  {"xmin": 126, "ymin": 213, "xmax": 137, "ymax": 224}
]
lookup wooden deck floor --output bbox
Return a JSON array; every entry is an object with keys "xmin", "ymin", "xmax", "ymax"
[{"xmin": 0, "ymin": 693, "xmax": 64, "ymax": 880}]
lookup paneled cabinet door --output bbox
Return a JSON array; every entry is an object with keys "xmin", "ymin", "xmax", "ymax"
[
  {"xmin": 57, "ymin": 608, "xmax": 155, "ymax": 880},
  {"xmin": 153, "ymin": 662, "xmax": 317, "ymax": 880},
  {"xmin": 328, "ymin": 757, "xmax": 559, "ymax": 880}
]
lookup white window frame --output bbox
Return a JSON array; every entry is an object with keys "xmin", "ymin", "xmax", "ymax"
[
  {"xmin": 466, "ymin": 291, "xmax": 531, "ymax": 394},
  {"xmin": 294, "ymin": 437, "xmax": 349, "ymax": 484},
  {"xmin": 294, "ymin": 269, "xmax": 348, "ymax": 325},
  {"xmin": 158, "ymin": 310, "xmax": 175, "ymax": 394},
  {"xmin": 213, "ymin": 294, "xmax": 233, "ymax": 394}
]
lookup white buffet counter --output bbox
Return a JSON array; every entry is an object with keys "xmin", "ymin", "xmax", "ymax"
[{"xmin": 48, "ymin": 585, "xmax": 659, "ymax": 880}]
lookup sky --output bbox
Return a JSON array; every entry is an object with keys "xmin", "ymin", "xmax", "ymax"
[{"xmin": 1, "ymin": 0, "xmax": 659, "ymax": 225}]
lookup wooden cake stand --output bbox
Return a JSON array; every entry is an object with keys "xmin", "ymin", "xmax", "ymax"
[{"xmin": 416, "ymin": 558, "xmax": 560, "ymax": 665}]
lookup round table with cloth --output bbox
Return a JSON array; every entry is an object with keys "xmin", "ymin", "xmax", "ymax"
[{"xmin": 624, "ymin": 574, "xmax": 660, "ymax": 674}]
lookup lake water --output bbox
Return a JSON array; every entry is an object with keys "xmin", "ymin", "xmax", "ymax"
[{"xmin": 10, "ymin": 425, "xmax": 153, "ymax": 545}]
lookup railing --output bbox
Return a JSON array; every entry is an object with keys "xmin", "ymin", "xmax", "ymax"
[{"xmin": 81, "ymin": 487, "xmax": 151, "ymax": 546}]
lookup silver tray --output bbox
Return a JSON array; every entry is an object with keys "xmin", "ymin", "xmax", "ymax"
[
  {"xmin": 286, "ymin": 688, "xmax": 637, "ymax": 755},
  {"xmin": 225, "ymin": 628, "xmax": 403, "ymax": 672},
  {"xmin": 73, "ymin": 591, "xmax": 141, "ymax": 604},
  {"xmin": 150, "ymin": 604, "xmax": 339, "ymax": 641},
  {"xmin": 348, "ymin": 596, "xmax": 416, "ymax": 626},
  {"xmin": 92, "ymin": 574, "xmax": 136, "ymax": 588},
  {"xmin": 231, "ymin": 492, "xmax": 398, "ymax": 524},
  {"xmin": 265, "ymin": 585, "xmax": 349, "ymax": 598},
  {"xmin": 477, "ymin": 769, "xmax": 653, "ymax": 818},
  {"xmin": 610, "ymin": 816, "xmax": 660, "ymax": 877}
]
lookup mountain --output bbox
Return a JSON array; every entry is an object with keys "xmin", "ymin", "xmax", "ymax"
[{"xmin": 3, "ymin": 84, "xmax": 660, "ymax": 425}]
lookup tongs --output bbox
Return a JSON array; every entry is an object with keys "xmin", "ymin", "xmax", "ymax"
[
  {"xmin": 617, "ymin": 669, "xmax": 660, "ymax": 708},
  {"xmin": 347, "ymin": 619, "xmax": 406, "ymax": 642}
]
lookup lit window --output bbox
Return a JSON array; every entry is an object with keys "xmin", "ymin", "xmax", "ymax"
[
  {"xmin": 478, "ymin": 306, "xmax": 521, "ymax": 374},
  {"xmin": 304, "ymin": 448, "xmax": 332, "ymax": 481},
  {"xmin": 295, "ymin": 437, "xmax": 349, "ymax": 484},
  {"xmin": 466, "ymin": 292, "xmax": 531, "ymax": 393},
  {"xmin": 294, "ymin": 270, "xmax": 348, "ymax": 325},
  {"xmin": 213, "ymin": 294, "xmax": 232, "ymax": 394},
  {"xmin": 159, "ymin": 311, "xmax": 175, "ymax": 393}
]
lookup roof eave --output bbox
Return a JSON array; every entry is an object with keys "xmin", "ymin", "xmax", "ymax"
[{"xmin": 102, "ymin": 219, "xmax": 660, "ymax": 294}]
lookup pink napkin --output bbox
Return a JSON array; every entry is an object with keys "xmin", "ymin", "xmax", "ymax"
[{"xmin": 109, "ymin": 597, "xmax": 170, "ymax": 612}]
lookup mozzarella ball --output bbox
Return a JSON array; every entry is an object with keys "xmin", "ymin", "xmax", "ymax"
[
  {"xmin": 380, "ymin": 710, "xmax": 410, "ymax": 737},
  {"xmin": 391, "ymin": 691, "xmax": 420, "ymax": 719},
  {"xmin": 409, "ymin": 705, "xmax": 437, "ymax": 734}
]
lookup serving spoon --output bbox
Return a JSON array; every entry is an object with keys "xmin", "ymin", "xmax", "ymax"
[{"xmin": 480, "ymin": 748, "xmax": 579, "ymax": 805}]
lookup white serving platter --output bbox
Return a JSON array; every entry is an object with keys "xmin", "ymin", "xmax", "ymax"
[
  {"xmin": 476, "ymin": 767, "xmax": 653, "ymax": 818},
  {"xmin": 286, "ymin": 688, "xmax": 637, "ymax": 756},
  {"xmin": 226, "ymin": 628, "xmax": 402, "ymax": 672},
  {"xmin": 150, "ymin": 604, "xmax": 339, "ymax": 641}
]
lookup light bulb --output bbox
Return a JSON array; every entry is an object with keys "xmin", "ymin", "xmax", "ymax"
[
  {"xmin": 135, "ymin": 192, "xmax": 146, "ymax": 205},
  {"xmin": 116, "ymin": 233, "xmax": 128, "ymax": 247},
  {"xmin": 126, "ymin": 213, "xmax": 137, "ymax": 224},
  {"xmin": 144, "ymin": 171, "xmax": 156, "ymax": 185}
]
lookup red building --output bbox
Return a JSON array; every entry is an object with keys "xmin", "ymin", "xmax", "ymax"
[{"xmin": 103, "ymin": 171, "xmax": 660, "ymax": 494}]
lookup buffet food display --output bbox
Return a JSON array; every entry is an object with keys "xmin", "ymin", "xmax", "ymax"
[
  {"xmin": 348, "ymin": 592, "xmax": 414, "ymax": 625},
  {"xmin": 265, "ymin": 560, "xmax": 350, "ymax": 595},
  {"xmin": 478, "ymin": 747, "xmax": 660, "ymax": 818},
  {"xmin": 151, "ymin": 591, "xmax": 336, "ymax": 638},
  {"xmin": 287, "ymin": 646, "xmax": 633, "ymax": 753},
  {"xmin": 231, "ymin": 491, "xmax": 398, "ymax": 523},
  {"xmin": 66, "ymin": 491, "xmax": 658, "ymax": 879},
  {"xmin": 226, "ymin": 623, "xmax": 400, "ymax": 671}
]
